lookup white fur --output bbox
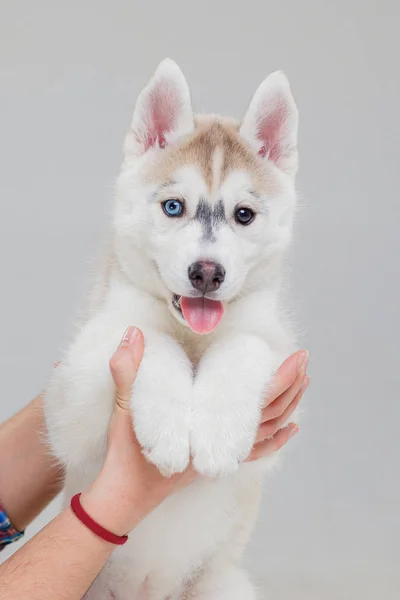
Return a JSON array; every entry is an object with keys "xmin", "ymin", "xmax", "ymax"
[{"xmin": 44, "ymin": 59, "xmax": 300, "ymax": 599}]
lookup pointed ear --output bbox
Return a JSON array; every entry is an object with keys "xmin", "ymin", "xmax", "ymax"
[
  {"xmin": 240, "ymin": 71, "xmax": 299, "ymax": 177},
  {"xmin": 124, "ymin": 59, "xmax": 194, "ymax": 156}
]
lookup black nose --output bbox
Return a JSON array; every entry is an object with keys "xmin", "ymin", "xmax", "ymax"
[{"xmin": 188, "ymin": 261, "xmax": 226, "ymax": 294}]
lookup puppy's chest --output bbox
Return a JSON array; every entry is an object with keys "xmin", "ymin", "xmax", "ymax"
[
  {"xmin": 176, "ymin": 330, "xmax": 213, "ymax": 369},
  {"xmin": 172, "ymin": 326, "xmax": 220, "ymax": 371}
]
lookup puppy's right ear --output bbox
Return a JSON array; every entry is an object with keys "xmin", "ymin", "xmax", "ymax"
[{"xmin": 124, "ymin": 59, "xmax": 194, "ymax": 156}]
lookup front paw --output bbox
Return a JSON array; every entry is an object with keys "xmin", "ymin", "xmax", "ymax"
[
  {"xmin": 143, "ymin": 433, "xmax": 190, "ymax": 478},
  {"xmin": 190, "ymin": 393, "xmax": 259, "ymax": 477},
  {"xmin": 130, "ymin": 334, "xmax": 193, "ymax": 477},
  {"xmin": 133, "ymin": 403, "xmax": 190, "ymax": 476},
  {"xmin": 191, "ymin": 434, "xmax": 247, "ymax": 477},
  {"xmin": 132, "ymin": 367, "xmax": 193, "ymax": 477}
]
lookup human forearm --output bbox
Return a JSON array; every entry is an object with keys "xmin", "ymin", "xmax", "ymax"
[
  {"xmin": 0, "ymin": 395, "xmax": 64, "ymax": 531},
  {"xmin": 0, "ymin": 505, "xmax": 113, "ymax": 600}
]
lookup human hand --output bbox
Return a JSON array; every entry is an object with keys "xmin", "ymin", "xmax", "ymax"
[{"xmin": 247, "ymin": 350, "xmax": 309, "ymax": 461}]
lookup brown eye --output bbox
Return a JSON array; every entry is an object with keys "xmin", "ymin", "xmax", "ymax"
[{"xmin": 235, "ymin": 207, "xmax": 255, "ymax": 225}]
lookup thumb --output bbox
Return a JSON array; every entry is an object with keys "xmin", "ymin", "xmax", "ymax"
[{"xmin": 109, "ymin": 326, "xmax": 145, "ymax": 413}]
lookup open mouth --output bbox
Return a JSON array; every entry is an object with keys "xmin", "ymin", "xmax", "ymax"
[
  {"xmin": 172, "ymin": 294, "xmax": 224, "ymax": 335},
  {"xmin": 172, "ymin": 293, "xmax": 183, "ymax": 315}
]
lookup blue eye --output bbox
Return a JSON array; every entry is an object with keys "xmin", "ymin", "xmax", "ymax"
[{"xmin": 162, "ymin": 199, "xmax": 184, "ymax": 217}]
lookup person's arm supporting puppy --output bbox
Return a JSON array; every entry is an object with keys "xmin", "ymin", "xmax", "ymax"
[
  {"xmin": 0, "ymin": 394, "xmax": 65, "ymax": 533},
  {"xmin": 0, "ymin": 327, "xmax": 308, "ymax": 600}
]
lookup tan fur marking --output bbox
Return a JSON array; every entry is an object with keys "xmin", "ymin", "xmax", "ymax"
[
  {"xmin": 211, "ymin": 146, "xmax": 224, "ymax": 196},
  {"xmin": 142, "ymin": 116, "xmax": 283, "ymax": 196}
]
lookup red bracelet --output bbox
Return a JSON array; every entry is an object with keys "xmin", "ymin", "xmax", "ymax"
[{"xmin": 70, "ymin": 493, "xmax": 128, "ymax": 546}]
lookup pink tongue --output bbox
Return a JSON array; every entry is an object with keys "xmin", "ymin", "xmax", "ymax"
[{"xmin": 180, "ymin": 297, "xmax": 224, "ymax": 334}]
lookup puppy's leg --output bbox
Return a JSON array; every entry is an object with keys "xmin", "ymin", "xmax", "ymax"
[
  {"xmin": 190, "ymin": 566, "xmax": 257, "ymax": 600},
  {"xmin": 83, "ymin": 567, "xmax": 148, "ymax": 600},
  {"xmin": 83, "ymin": 586, "xmax": 146, "ymax": 600},
  {"xmin": 131, "ymin": 329, "xmax": 193, "ymax": 476},
  {"xmin": 191, "ymin": 333, "xmax": 274, "ymax": 476}
]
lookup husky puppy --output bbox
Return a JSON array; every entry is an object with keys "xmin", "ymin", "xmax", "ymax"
[{"xmin": 44, "ymin": 59, "xmax": 299, "ymax": 599}]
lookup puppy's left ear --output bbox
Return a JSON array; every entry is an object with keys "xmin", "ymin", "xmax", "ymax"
[
  {"xmin": 124, "ymin": 58, "xmax": 194, "ymax": 156},
  {"xmin": 240, "ymin": 71, "xmax": 298, "ymax": 178}
]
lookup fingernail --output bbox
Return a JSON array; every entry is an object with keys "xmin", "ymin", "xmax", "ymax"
[
  {"xmin": 297, "ymin": 350, "xmax": 309, "ymax": 371},
  {"xmin": 288, "ymin": 424, "xmax": 299, "ymax": 439},
  {"xmin": 301, "ymin": 375, "xmax": 310, "ymax": 394},
  {"xmin": 120, "ymin": 326, "xmax": 138, "ymax": 347}
]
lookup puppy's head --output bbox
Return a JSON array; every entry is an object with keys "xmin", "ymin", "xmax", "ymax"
[{"xmin": 114, "ymin": 59, "xmax": 299, "ymax": 334}]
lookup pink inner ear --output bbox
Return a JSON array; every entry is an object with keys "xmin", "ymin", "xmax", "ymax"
[
  {"xmin": 143, "ymin": 80, "xmax": 181, "ymax": 151},
  {"xmin": 257, "ymin": 101, "xmax": 289, "ymax": 164}
]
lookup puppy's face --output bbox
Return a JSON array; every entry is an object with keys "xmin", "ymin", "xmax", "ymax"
[{"xmin": 115, "ymin": 60, "xmax": 298, "ymax": 334}]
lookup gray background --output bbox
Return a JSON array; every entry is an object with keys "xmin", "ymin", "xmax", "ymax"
[{"xmin": 1, "ymin": 1, "xmax": 399, "ymax": 598}]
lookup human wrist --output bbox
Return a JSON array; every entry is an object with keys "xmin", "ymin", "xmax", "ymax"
[{"xmin": 80, "ymin": 468, "xmax": 151, "ymax": 537}]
